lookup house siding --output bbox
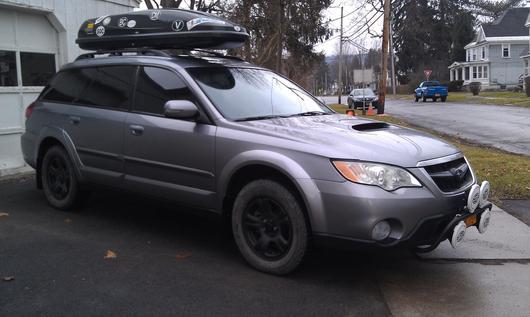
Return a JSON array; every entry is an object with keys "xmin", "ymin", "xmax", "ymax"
[{"xmin": 488, "ymin": 43, "xmax": 528, "ymax": 85}]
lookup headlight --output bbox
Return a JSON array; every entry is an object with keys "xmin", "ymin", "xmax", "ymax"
[{"xmin": 332, "ymin": 161, "xmax": 422, "ymax": 191}]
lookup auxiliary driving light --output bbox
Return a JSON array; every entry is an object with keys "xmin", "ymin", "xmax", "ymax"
[
  {"xmin": 467, "ymin": 184, "xmax": 480, "ymax": 213},
  {"xmin": 372, "ymin": 221, "xmax": 391, "ymax": 241},
  {"xmin": 478, "ymin": 210, "xmax": 491, "ymax": 234},
  {"xmin": 479, "ymin": 181, "xmax": 490, "ymax": 207},
  {"xmin": 451, "ymin": 221, "xmax": 467, "ymax": 248}
]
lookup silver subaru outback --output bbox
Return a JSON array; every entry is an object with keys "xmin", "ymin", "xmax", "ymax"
[{"xmin": 21, "ymin": 50, "xmax": 492, "ymax": 275}]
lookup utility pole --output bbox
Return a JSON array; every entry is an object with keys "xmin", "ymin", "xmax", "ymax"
[
  {"xmin": 389, "ymin": 15, "xmax": 397, "ymax": 95},
  {"xmin": 378, "ymin": 0, "xmax": 390, "ymax": 114},
  {"xmin": 338, "ymin": 6, "xmax": 343, "ymax": 105}
]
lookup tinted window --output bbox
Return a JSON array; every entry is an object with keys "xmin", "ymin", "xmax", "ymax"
[
  {"xmin": 76, "ymin": 66, "xmax": 136, "ymax": 109},
  {"xmin": 20, "ymin": 52, "xmax": 56, "ymax": 86},
  {"xmin": 134, "ymin": 67, "xmax": 194, "ymax": 115},
  {"xmin": 0, "ymin": 50, "xmax": 17, "ymax": 86},
  {"xmin": 42, "ymin": 69, "xmax": 90, "ymax": 103},
  {"xmin": 188, "ymin": 67, "xmax": 330, "ymax": 120}
]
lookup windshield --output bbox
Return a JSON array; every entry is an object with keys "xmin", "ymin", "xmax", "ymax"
[
  {"xmin": 423, "ymin": 81, "xmax": 440, "ymax": 87},
  {"xmin": 188, "ymin": 67, "xmax": 332, "ymax": 121},
  {"xmin": 352, "ymin": 89, "xmax": 375, "ymax": 96}
]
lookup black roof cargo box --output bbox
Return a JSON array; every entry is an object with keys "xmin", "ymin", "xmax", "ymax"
[{"xmin": 76, "ymin": 9, "xmax": 249, "ymax": 50}]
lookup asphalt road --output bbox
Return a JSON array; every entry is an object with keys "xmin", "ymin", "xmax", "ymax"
[
  {"xmin": 321, "ymin": 96, "xmax": 530, "ymax": 156},
  {"xmin": 1, "ymin": 177, "xmax": 530, "ymax": 316}
]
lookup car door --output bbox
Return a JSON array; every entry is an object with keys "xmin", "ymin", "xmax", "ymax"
[
  {"xmin": 60, "ymin": 66, "xmax": 136, "ymax": 186},
  {"xmin": 123, "ymin": 66, "xmax": 216, "ymax": 208}
]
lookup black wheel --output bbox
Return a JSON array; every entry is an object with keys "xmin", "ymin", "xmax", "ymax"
[
  {"xmin": 41, "ymin": 146, "xmax": 81, "ymax": 210},
  {"xmin": 433, "ymin": 97, "xmax": 437, "ymax": 102},
  {"xmin": 441, "ymin": 96, "xmax": 447, "ymax": 102},
  {"xmin": 347, "ymin": 100, "xmax": 353, "ymax": 109},
  {"xmin": 422, "ymin": 94, "xmax": 427, "ymax": 102},
  {"xmin": 414, "ymin": 95, "xmax": 419, "ymax": 102},
  {"xmin": 232, "ymin": 179, "xmax": 308, "ymax": 275}
]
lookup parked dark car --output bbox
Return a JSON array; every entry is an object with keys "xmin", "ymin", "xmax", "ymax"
[
  {"xmin": 347, "ymin": 88, "xmax": 379, "ymax": 109},
  {"xmin": 415, "ymin": 81, "xmax": 448, "ymax": 102}
]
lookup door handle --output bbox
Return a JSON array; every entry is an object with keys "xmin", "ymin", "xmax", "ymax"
[
  {"xmin": 69, "ymin": 116, "xmax": 80, "ymax": 125},
  {"xmin": 129, "ymin": 125, "xmax": 144, "ymax": 136}
]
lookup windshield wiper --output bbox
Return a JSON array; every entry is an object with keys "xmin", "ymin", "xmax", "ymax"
[
  {"xmin": 235, "ymin": 114, "xmax": 288, "ymax": 122},
  {"xmin": 288, "ymin": 111, "xmax": 329, "ymax": 117}
]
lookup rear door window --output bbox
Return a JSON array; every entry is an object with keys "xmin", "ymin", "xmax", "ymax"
[
  {"xmin": 76, "ymin": 66, "xmax": 136, "ymax": 109},
  {"xmin": 133, "ymin": 66, "xmax": 194, "ymax": 116}
]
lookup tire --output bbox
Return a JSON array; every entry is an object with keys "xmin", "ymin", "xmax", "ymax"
[
  {"xmin": 414, "ymin": 95, "xmax": 419, "ymax": 102},
  {"xmin": 347, "ymin": 100, "xmax": 353, "ymax": 109},
  {"xmin": 41, "ymin": 146, "xmax": 81, "ymax": 210},
  {"xmin": 441, "ymin": 96, "xmax": 447, "ymax": 102},
  {"xmin": 422, "ymin": 94, "xmax": 427, "ymax": 102},
  {"xmin": 433, "ymin": 97, "xmax": 437, "ymax": 102},
  {"xmin": 232, "ymin": 179, "xmax": 309, "ymax": 275}
]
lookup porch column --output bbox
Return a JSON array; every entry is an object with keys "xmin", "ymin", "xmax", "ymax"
[{"xmin": 450, "ymin": 69, "xmax": 454, "ymax": 81}]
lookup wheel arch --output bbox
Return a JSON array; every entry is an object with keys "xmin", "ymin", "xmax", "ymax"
[
  {"xmin": 219, "ymin": 151, "xmax": 318, "ymax": 231},
  {"xmin": 35, "ymin": 128, "xmax": 83, "ymax": 188}
]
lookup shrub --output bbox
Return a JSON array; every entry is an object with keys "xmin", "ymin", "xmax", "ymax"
[
  {"xmin": 448, "ymin": 80, "xmax": 464, "ymax": 92},
  {"xmin": 469, "ymin": 82, "xmax": 481, "ymax": 95}
]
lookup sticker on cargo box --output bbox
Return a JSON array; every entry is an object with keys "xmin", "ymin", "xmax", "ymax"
[
  {"xmin": 96, "ymin": 26, "xmax": 105, "ymax": 37},
  {"xmin": 186, "ymin": 17, "xmax": 226, "ymax": 30}
]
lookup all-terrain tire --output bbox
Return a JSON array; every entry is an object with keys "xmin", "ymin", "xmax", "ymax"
[
  {"xmin": 41, "ymin": 146, "xmax": 81, "ymax": 210},
  {"xmin": 232, "ymin": 179, "xmax": 309, "ymax": 275}
]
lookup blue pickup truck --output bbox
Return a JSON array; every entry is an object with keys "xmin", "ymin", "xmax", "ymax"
[{"xmin": 414, "ymin": 81, "xmax": 448, "ymax": 102}]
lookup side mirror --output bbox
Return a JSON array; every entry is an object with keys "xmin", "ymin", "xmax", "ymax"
[{"xmin": 164, "ymin": 100, "xmax": 199, "ymax": 120}]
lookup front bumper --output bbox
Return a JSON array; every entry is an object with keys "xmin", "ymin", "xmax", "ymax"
[{"xmin": 304, "ymin": 174, "xmax": 485, "ymax": 250}]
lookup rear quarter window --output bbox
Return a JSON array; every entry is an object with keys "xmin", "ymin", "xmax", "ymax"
[{"xmin": 41, "ymin": 69, "xmax": 90, "ymax": 103}]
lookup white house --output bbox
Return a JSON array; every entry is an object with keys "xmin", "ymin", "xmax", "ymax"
[
  {"xmin": 0, "ymin": 0, "xmax": 140, "ymax": 176},
  {"xmin": 448, "ymin": 7, "xmax": 529, "ymax": 89}
]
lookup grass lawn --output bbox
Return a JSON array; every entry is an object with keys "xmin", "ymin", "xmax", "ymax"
[
  {"xmin": 388, "ymin": 91, "xmax": 530, "ymax": 107},
  {"xmin": 328, "ymin": 103, "xmax": 530, "ymax": 204}
]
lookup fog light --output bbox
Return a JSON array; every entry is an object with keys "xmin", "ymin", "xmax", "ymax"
[
  {"xmin": 467, "ymin": 184, "xmax": 480, "ymax": 213},
  {"xmin": 479, "ymin": 181, "xmax": 490, "ymax": 207},
  {"xmin": 372, "ymin": 221, "xmax": 391, "ymax": 241},
  {"xmin": 451, "ymin": 221, "xmax": 467, "ymax": 248},
  {"xmin": 478, "ymin": 210, "xmax": 491, "ymax": 234}
]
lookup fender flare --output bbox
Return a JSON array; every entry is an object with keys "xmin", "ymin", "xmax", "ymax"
[
  {"xmin": 35, "ymin": 126, "xmax": 84, "ymax": 181},
  {"xmin": 217, "ymin": 150, "xmax": 325, "ymax": 231}
]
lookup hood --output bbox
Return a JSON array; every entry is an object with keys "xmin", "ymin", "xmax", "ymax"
[{"xmin": 236, "ymin": 114, "xmax": 459, "ymax": 167}]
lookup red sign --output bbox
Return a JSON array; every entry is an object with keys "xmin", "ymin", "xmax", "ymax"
[{"xmin": 424, "ymin": 69, "xmax": 433, "ymax": 80}]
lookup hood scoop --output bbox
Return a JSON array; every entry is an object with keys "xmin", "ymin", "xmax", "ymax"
[{"xmin": 351, "ymin": 122, "xmax": 390, "ymax": 131}]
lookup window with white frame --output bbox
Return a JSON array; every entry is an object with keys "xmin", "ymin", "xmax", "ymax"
[
  {"xmin": 0, "ymin": 50, "xmax": 55, "ymax": 87},
  {"xmin": 502, "ymin": 44, "xmax": 510, "ymax": 58},
  {"xmin": 481, "ymin": 46, "xmax": 486, "ymax": 59},
  {"xmin": 478, "ymin": 66, "xmax": 483, "ymax": 78},
  {"xmin": 483, "ymin": 66, "xmax": 488, "ymax": 78},
  {"xmin": 467, "ymin": 50, "xmax": 471, "ymax": 61},
  {"xmin": 472, "ymin": 49, "xmax": 477, "ymax": 61},
  {"xmin": 472, "ymin": 66, "xmax": 477, "ymax": 78}
]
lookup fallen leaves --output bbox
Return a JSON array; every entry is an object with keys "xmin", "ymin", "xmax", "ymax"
[
  {"xmin": 104, "ymin": 250, "xmax": 117, "ymax": 259},
  {"xmin": 175, "ymin": 253, "xmax": 191, "ymax": 261},
  {"xmin": 2, "ymin": 276, "xmax": 15, "ymax": 282},
  {"xmin": 0, "ymin": 212, "xmax": 9, "ymax": 218},
  {"xmin": 64, "ymin": 218, "xmax": 72, "ymax": 224}
]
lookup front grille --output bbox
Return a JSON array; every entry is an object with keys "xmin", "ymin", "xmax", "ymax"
[{"xmin": 424, "ymin": 157, "xmax": 473, "ymax": 192}]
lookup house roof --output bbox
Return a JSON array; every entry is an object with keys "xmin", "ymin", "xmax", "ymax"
[{"xmin": 482, "ymin": 7, "xmax": 530, "ymax": 37}]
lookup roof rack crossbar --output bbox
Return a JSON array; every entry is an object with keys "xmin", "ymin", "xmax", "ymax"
[{"xmin": 76, "ymin": 48, "xmax": 171, "ymax": 60}]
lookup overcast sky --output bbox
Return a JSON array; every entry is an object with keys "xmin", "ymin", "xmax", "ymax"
[{"xmin": 137, "ymin": 0, "xmax": 383, "ymax": 56}]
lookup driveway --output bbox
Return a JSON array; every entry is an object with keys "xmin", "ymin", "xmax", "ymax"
[
  {"xmin": 1, "ymin": 177, "xmax": 530, "ymax": 316},
  {"xmin": 321, "ymin": 96, "xmax": 530, "ymax": 156}
]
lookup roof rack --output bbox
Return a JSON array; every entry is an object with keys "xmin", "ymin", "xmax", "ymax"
[{"xmin": 75, "ymin": 48, "xmax": 171, "ymax": 60}]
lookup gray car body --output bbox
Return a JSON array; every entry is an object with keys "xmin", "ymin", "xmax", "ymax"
[{"xmin": 21, "ymin": 53, "xmax": 475, "ymax": 247}]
